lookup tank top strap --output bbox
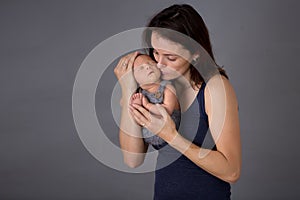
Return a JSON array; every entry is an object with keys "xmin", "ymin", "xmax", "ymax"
[{"xmin": 197, "ymin": 82, "xmax": 208, "ymax": 120}]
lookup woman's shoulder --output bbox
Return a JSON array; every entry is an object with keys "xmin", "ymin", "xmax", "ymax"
[
  {"xmin": 204, "ymin": 74, "xmax": 238, "ymax": 113},
  {"xmin": 205, "ymin": 74, "xmax": 234, "ymax": 94}
]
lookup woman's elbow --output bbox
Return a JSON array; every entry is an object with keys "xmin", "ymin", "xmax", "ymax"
[
  {"xmin": 123, "ymin": 155, "xmax": 145, "ymax": 168},
  {"xmin": 226, "ymin": 168, "xmax": 241, "ymax": 183},
  {"xmin": 125, "ymin": 160, "xmax": 143, "ymax": 168}
]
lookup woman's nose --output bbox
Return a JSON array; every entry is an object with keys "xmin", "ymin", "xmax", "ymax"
[{"xmin": 157, "ymin": 62, "xmax": 166, "ymax": 69}]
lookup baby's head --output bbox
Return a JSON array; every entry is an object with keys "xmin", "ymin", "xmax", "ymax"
[{"xmin": 133, "ymin": 54, "xmax": 161, "ymax": 87}]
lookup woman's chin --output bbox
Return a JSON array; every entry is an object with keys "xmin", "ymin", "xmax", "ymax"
[{"xmin": 162, "ymin": 74, "xmax": 177, "ymax": 81}]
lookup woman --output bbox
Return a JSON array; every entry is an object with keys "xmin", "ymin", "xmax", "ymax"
[{"xmin": 114, "ymin": 4, "xmax": 241, "ymax": 200}]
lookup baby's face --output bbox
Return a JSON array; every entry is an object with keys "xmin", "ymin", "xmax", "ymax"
[{"xmin": 133, "ymin": 55, "xmax": 161, "ymax": 86}]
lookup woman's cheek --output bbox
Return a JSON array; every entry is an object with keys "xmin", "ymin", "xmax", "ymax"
[{"xmin": 167, "ymin": 63, "xmax": 181, "ymax": 72}]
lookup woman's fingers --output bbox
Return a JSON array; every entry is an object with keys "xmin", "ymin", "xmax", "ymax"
[
  {"xmin": 114, "ymin": 51, "xmax": 140, "ymax": 93},
  {"xmin": 131, "ymin": 103, "xmax": 167, "ymax": 135},
  {"xmin": 126, "ymin": 51, "xmax": 140, "ymax": 70},
  {"xmin": 132, "ymin": 104, "xmax": 151, "ymax": 120},
  {"xmin": 130, "ymin": 102, "xmax": 176, "ymax": 140},
  {"xmin": 120, "ymin": 51, "xmax": 139, "ymax": 70},
  {"xmin": 129, "ymin": 104, "xmax": 150, "ymax": 126},
  {"xmin": 114, "ymin": 51, "xmax": 139, "ymax": 79},
  {"xmin": 155, "ymin": 104, "xmax": 168, "ymax": 119}
]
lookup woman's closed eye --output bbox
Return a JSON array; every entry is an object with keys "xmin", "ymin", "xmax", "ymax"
[
  {"xmin": 153, "ymin": 50, "xmax": 177, "ymax": 62},
  {"xmin": 167, "ymin": 56, "xmax": 177, "ymax": 61}
]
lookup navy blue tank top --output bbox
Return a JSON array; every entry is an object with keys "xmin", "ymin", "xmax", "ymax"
[{"xmin": 153, "ymin": 83, "xmax": 231, "ymax": 200}]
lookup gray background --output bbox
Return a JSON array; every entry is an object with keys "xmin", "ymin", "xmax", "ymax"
[{"xmin": 1, "ymin": 0, "xmax": 300, "ymax": 199}]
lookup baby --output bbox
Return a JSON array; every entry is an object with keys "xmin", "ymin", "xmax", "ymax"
[{"xmin": 130, "ymin": 54, "xmax": 181, "ymax": 150}]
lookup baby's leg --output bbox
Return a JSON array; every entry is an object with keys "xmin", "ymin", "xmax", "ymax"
[{"xmin": 130, "ymin": 93, "xmax": 143, "ymax": 105}]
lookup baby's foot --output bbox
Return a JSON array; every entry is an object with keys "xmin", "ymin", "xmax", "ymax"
[{"xmin": 131, "ymin": 93, "xmax": 143, "ymax": 106}]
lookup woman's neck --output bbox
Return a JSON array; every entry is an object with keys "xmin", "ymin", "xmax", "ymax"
[
  {"xmin": 174, "ymin": 70, "xmax": 195, "ymax": 92},
  {"xmin": 173, "ymin": 70, "xmax": 200, "ymax": 112}
]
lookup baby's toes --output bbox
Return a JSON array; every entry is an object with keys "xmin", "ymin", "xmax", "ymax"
[
  {"xmin": 137, "ymin": 93, "xmax": 143, "ymax": 100},
  {"xmin": 132, "ymin": 93, "xmax": 138, "ymax": 100}
]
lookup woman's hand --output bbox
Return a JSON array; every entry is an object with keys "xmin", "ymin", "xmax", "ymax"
[
  {"xmin": 114, "ymin": 51, "xmax": 140, "ymax": 94},
  {"xmin": 130, "ymin": 103, "xmax": 177, "ymax": 143}
]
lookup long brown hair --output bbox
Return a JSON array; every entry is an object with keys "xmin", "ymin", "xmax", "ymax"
[{"xmin": 144, "ymin": 4, "xmax": 228, "ymax": 87}]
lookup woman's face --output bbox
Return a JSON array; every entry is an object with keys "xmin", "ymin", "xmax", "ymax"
[{"xmin": 151, "ymin": 32, "xmax": 193, "ymax": 80}]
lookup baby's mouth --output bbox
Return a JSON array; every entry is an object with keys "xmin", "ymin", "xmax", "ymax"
[{"xmin": 148, "ymin": 71, "xmax": 154, "ymax": 76}]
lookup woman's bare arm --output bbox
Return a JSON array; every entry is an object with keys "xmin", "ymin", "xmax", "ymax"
[
  {"xmin": 114, "ymin": 52, "xmax": 148, "ymax": 168},
  {"xmin": 119, "ymin": 94, "xmax": 148, "ymax": 168}
]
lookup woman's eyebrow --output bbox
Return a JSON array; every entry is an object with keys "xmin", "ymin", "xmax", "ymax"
[
  {"xmin": 160, "ymin": 53, "xmax": 177, "ymax": 56},
  {"xmin": 154, "ymin": 49, "xmax": 177, "ymax": 56}
]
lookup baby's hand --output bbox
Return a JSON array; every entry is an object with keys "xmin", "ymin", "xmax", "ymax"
[{"xmin": 130, "ymin": 93, "xmax": 143, "ymax": 106}]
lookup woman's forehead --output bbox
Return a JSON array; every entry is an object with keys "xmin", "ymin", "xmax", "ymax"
[{"xmin": 151, "ymin": 32, "xmax": 191, "ymax": 58}]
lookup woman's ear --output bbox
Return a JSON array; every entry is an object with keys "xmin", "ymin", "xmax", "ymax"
[
  {"xmin": 191, "ymin": 52, "xmax": 200, "ymax": 65},
  {"xmin": 192, "ymin": 51, "xmax": 200, "ymax": 62}
]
